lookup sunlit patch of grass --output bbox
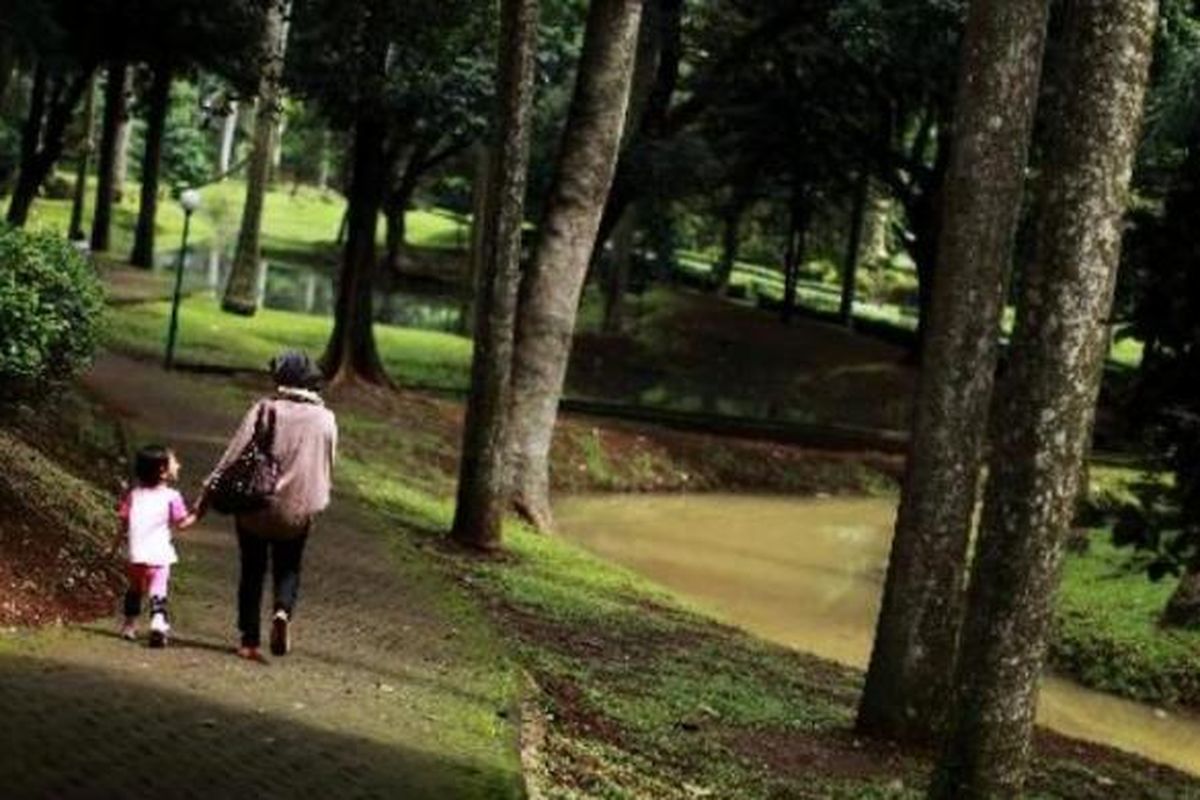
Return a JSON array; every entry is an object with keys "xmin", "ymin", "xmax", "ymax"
[{"xmin": 104, "ymin": 294, "xmax": 473, "ymax": 389}]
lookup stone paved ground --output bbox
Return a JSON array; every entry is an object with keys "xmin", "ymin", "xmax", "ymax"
[{"xmin": 0, "ymin": 353, "xmax": 523, "ymax": 799}]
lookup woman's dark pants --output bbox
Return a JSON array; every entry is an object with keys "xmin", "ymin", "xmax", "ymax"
[{"xmin": 237, "ymin": 526, "xmax": 308, "ymax": 648}]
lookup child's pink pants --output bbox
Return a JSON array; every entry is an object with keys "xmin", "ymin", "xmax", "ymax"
[{"xmin": 127, "ymin": 563, "xmax": 170, "ymax": 598}]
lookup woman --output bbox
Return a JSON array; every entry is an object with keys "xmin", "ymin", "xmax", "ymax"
[{"xmin": 200, "ymin": 350, "xmax": 337, "ymax": 661}]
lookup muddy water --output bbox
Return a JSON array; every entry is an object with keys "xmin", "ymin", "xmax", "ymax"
[{"xmin": 555, "ymin": 493, "xmax": 1200, "ymax": 776}]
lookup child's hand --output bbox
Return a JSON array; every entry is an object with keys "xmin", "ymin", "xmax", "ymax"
[
  {"xmin": 191, "ymin": 492, "xmax": 209, "ymax": 521},
  {"xmin": 177, "ymin": 513, "xmax": 199, "ymax": 531}
]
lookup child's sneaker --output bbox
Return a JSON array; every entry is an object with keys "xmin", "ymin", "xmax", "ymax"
[
  {"xmin": 119, "ymin": 621, "xmax": 137, "ymax": 641},
  {"xmin": 269, "ymin": 610, "xmax": 290, "ymax": 656},
  {"xmin": 148, "ymin": 612, "xmax": 170, "ymax": 649}
]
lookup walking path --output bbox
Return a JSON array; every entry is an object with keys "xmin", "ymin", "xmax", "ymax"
[{"xmin": 0, "ymin": 353, "xmax": 523, "ymax": 799}]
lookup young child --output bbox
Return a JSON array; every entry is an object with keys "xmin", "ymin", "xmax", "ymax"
[{"xmin": 117, "ymin": 445, "xmax": 196, "ymax": 647}]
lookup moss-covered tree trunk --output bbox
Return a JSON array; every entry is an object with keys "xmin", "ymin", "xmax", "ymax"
[
  {"xmin": 320, "ymin": 112, "xmax": 388, "ymax": 386},
  {"xmin": 67, "ymin": 75, "xmax": 96, "ymax": 242},
  {"xmin": 506, "ymin": 0, "xmax": 644, "ymax": 532},
  {"xmin": 856, "ymin": 0, "xmax": 1052, "ymax": 744},
  {"xmin": 129, "ymin": 65, "xmax": 172, "ymax": 269},
  {"xmin": 930, "ymin": 0, "xmax": 1156, "ymax": 794},
  {"xmin": 451, "ymin": 0, "xmax": 540, "ymax": 550},
  {"xmin": 90, "ymin": 61, "xmax": 127, "ymax": 253},
  {"xmin": 223, "ymin": 0, "xmax": 288, "ymax": 316}
]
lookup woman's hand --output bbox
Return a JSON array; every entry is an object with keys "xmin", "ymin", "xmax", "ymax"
[{"xmin": 191, "ymin": 491, "xmax": 210, "ymax": 521}]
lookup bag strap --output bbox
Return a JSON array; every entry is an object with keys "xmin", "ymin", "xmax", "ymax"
[
  {"xmin": 263, "ymin": 406, "xmax": 278, "ymax": 451},
  {"xmin": 252, "ymin": 401, "xmax": 277, "ymax": 451}
]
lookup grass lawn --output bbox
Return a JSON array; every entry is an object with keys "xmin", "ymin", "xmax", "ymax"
[
  {"xmin": 674, "ymin": 249, "xmax": 1144, "ymax": 368},
  {"xmin": 1055, "ymin": 535, "xmax": 1200, "ymax": 707},
  {"xmin": 10, "ymin": 177, "xmax": 465, "ymax": 266},
  {"xmin": 103, "ymin": 293, "xmax": 473, "ymax": 390}
]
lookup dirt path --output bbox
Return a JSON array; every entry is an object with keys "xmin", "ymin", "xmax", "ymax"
[{"xmin": 0, "ymin": 353, "xmax": 523, "ymax": 799}]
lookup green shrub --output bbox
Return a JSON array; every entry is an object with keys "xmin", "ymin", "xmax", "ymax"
[{"xmin": 0, "ymin": 225, "xmax": 104, "ymax": 397}]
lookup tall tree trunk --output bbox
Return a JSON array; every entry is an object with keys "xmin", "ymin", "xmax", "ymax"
[
  {"xmin": 780, "ymin": 188, "xmax": 807, "ymax": 325},
  {"xmin": 223, "ymin": 0, "xmax": 288, "ymax": 316},
  {"xmin": 593, "ymin": 0, "xmax": 684, "ymax": 258},
  {"xmin": 908, "ymin": 131, "xmax": 951, "ymax": 358},
  {"xmin": 218, "ymin": 100, "xmax": 238, "ymax": 175},
  {"xmin": 507, "ymin": 0, "xmax": 644, "ymax": 532},
  {"xmin": 111, "ymin": 71, "xmax": 132, "ymax": 202},
  {"xmin": 6, "ymin": 63, "xmax": 48, "ymax": 227},
  {"xmin": 856, "ymin": 0, "xmax": 1052, "ymax": 744},
  {"xmin": 384, "ymin": 203, "xmax": 407, "ymax": 272},
  {"xmin": 603, "ymin": 206, "xmax": 636, "ymax": 332},
  {"xmin": 712, "ymin": 201, "xmax": 743, "ymax": 295},
  {"xmin": 383, "ymin": 147, "xmax": 420, "ymax": 275},
  {"xmin": 129, "ymin": 65, "xmax": 172, "ymax": 269},
  {"xmin": 839, "ymin": 171, "xmax": 870, "ymax": 326},
  {"xmin": 7, "ymin": 67, "xmax": 91, "ymax": 227},
  {"xmin": 931, "ymin": 1, "xmax": 1156, "ymax": 794},
  {"xmin": 451, "ymin": 0, "xmax": 540, "ymax": 550},
  {"xmin": 67, "ymin": 75, "xmax": 96, "ymax": 241},
  {"xmin": 1163, "ymin": 568, "xmax": 1200, "ymax": 628},
  {"xmin": 320, "ymin": 112, "xmax": 389, "ymax": 385},
  {"xmin": 91, "ymin": 61, "xmax": 127, "ymax": 252},
  {"xmin": 0, "ymin": 36, "xmax": 15, "ymax": 111},
  {"xmin": 316, "ymin": 127, "xmax": 330, "ymax": 191},
  {"xmin": 459, "ymin": 143, "xmax": 491, "ymax": 336}
]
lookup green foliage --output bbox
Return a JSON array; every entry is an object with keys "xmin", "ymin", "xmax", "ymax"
[
  {"xmin": 1117, "ymin": 122, "xmax": 1200, "ymax": 593},
  {"xmin": 0, "ymin": 225, "xmax": 103, "ymax": 397},
  {"xmin": 161, "ymin": 81, "xmax": 214, "ymax": 190}
]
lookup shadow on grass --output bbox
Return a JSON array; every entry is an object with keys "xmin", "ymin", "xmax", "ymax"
[{"xmin": 0, "ymin": 653, "xmax": 523, "ymax": 799}]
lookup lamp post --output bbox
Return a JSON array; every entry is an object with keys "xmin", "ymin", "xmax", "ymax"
[{"xmin": 164, "ymin": 188, "xmax": 202, "ymax": 370}]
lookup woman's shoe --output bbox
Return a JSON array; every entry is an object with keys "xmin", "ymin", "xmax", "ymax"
[{"xmin": 236, "ymin": 645, "xmax": 266, "ymax": 663}]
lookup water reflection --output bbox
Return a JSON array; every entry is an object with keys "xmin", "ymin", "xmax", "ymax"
[{"xmin": 158, "ymin": 245, "xmax": 463, "ymax": 332}]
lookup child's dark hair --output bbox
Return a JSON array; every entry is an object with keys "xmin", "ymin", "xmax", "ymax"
[{"xmin": 134, "ymin": 445, "xmax": 172, "ymax": 487}]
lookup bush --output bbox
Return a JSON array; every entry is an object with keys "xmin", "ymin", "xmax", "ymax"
[{"xmin": 0, "ymin": 225, "xmax": 104, "ymax": 398}]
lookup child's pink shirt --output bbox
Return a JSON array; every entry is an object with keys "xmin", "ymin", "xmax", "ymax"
[{"xmin": 119, "ymin": 486, "xmax": 187, "ymax": 566}]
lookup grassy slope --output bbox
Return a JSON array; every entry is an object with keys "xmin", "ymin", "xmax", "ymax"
[
  {"xmin": 102, "ymin": 294, "xmax": 1199, "ymax": 712},
  {"xmin": 335, "ymin": 423, "xmax": 1198, "ymax": 798},
  {"xmin": 0, "ymin": 391, "xmax": 127, "ymax": 624}
]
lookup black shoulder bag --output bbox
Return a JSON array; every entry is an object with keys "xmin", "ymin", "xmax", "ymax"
[{"xmin": 208, "ymin": 403, "xmax": 281, "ymax": 515}]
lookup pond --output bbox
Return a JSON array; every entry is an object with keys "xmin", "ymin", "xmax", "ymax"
[
  {"xmin": 556, "ymin": 493, "xmax": 1200, "ymax": 776},
  {"xmin": 156, "ymin": 245, "xmax": 464, "ymax": 333}
]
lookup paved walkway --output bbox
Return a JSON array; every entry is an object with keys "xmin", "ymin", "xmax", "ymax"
[{"xmin": 0, "ymin": 354, "xmax": 523, "ymax": 799}]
